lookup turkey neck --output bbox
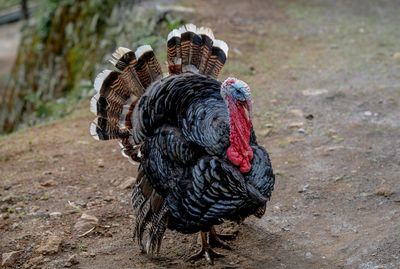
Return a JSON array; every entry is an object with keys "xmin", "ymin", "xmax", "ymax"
[{"xmin": 226, "ymin": 97, "xmax": 254, "ymax": 173}]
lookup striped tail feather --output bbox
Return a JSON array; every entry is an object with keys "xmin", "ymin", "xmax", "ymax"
[
  {"xmin": 90, "ymin": 45, "xmax": 163, "ymax": 163},
  {"xmin": 167, "ymin": 24, "xmax": 229, "ymax": 78}
]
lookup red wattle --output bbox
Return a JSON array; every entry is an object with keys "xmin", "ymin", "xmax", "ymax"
[{"xmin": 226, "ymin": 99, "xmax": 253, "ymax": 173}]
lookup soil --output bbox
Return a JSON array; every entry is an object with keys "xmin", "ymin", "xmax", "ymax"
[{"xmin": 1, "ymin": 0, "xmax": 400, "ymax": 268}]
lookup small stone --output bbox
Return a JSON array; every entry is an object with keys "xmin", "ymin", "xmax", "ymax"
[
  {"xmin": 103, "ymin": 196, "xmax": 114, "ymax": 202},
  {"xmin": 97, "ymin": 159, "xmax": 105, "ymax": 168},
  {"xmin": 394, "ymin": 52, "xmax": 400, "ymax": 62},
  {"xmin": 35, "ymin": 235, "xmax": 62, "ymax": 254},
  {"xmin": 329, "ymin": 44, "xmax": 338, "ymax": 49},
  {"xmin": 1, "ymin": 195, "xmax": 16, "ymax": 204},
  {"xmin": 302, "ymin": 89, "xmax": 328, "ymax": 96},
  {"xmin": 298, "ymin": 128, "xmax": 306, "ymax": 134},
  {"xmin": 298, "ymin": 184, "xmax": 309, "ymax": 193},
  {"xmin": 305, "ymin": 114, "xmax": 314, "ymax": 120},
  {"xmin": 289, "ymin": 109, "xmax": 304, "ymax": 117},
  {"xmin": 2, "ymin": 251, "xmax": 21, "ymax": 267},
  {"xmin": 50, "ymin": 212, "xmax": 62, "ymax": 218},
  {"xmin": 67, "ymin": 254, "xmax": 79, "ymax": 266},
  {"xmin": 27, "ymin": 255, "xmax": 45, "ymax": 267},
  {"xmin": 289, "ymin": 122, "xmax": 304, "ymax": 128},
  {"xmin": 334, "ymin": 175, "xmax": 345, "ymax": 182},
  {"xmin": 118, "ymin": 177, "xmax": 136, "ymax": 190},
  {"xmin": 305, "ymin": 252, "xmax": 313, "ymax": 258},
  {"xmin": 363, "ymin": 111, "xmax": 372, "ymax": 116},
  {"xmin": 260, "ymin": 129, "xmax": 272, "ymax": 137},
  {"xmin": 374, "ymin": 188, "xmax": 394, "ymax": 197},
  {"xmin": 40, "ymin": 180, "xmax": 55, "ymax": 187},
  {"xmin": 74, "ymin": 213, "xmax": 98, "ymax": 234},
  {"xmin": 43, "ymin": 171, "xmax": 52, "ymax": 175}
]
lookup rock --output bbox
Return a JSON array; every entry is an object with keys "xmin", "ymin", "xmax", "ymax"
[
  {"xmin": 50, "ymin": 212, "xmax": 62, "ymax": 218},
  {"xmin": 74, "ymin": 213, "xmax": 98, "ymax": 235},
  {"xmin": 1, "ymin": 195, "xmax": 16, "ymax": 204},
  {"xmin": 103, "ymin": 196, "xmax": 114, "ymax": 202},
  {"xmin": 27, "ymin": 255, "xmax": 45, "ymax": 267},
  {"xmin": 42, "ymin": 171, "xmax": 52, "ymax": 175},
  {"xmin": 40, "ymin": 180, "xmax": 56, "ymax": 187},
  {"xmin": 305, "ymin": 114, "xmax": 314, "ymax": 120},
  {"xmin": 298, "ymin": 128, "xmax": 306, "ymax": 134},
  {"xmin": 289, "ymin": 109, "xmax": 304, "ymax": 117},
  {"xmin": 260, "ymin": 129, "xmax": 272, "ymax": 137},
  {"xmin": 1, "ymin": 213, "xmax": 10, "ymax": 219},
  {"xmin": 298, "ymin": 184, "xmax": 310, "ymax": 193},
  {"xmin": 35, "ymin": 235, "xmax": 62, "ymax": 254},
  {"xmin": 333, "ymin": 175, "xmax": 345, "ymax": 182},
  {"xmin": 289, "ymin": 122, "xmax": 304, "ymax": 128},
  {"xmin": 393, "ymin": 52, "xmax": 400, "ymax": 62},
  {"xmin": 363, "ymin": 111, "xmax": 372, "ymax": 117},
  {"xmin": 302, "ymin": 89, "xmax": 328, "ymax": 96},
  {"xmin": 329, "ymin": 44, "xmax": 338, "ymax": 49},
  {"xmin": 65, "ymin": 254, "xmax": 79, "ymax": 267},
  {"xmin": 2, "ymin": 251, "xmax": 21, "ymax": 267},
  {"xmin": 374, "ymin": 188, "xmax": 394, "ymax": 197},
  {"xmin": 118, "ymin": 177, "xmax": 136, "ymax": 189},
  {"xmin": 97, "ymin": 159, "xmax": 105, "ymax": 168}
]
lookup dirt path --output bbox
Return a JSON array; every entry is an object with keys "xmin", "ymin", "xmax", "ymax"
[{"xmin": 1, "ymin": 0, "xmax": 400, "ymax": 268}]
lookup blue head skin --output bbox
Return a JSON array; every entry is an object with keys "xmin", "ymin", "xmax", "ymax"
[
  {"xmin": 221, "ymin": 77, "xmax": 251, "ymax": 103},
  {"xmin": 221, "ymin": 77, "xmax": 252, "ymax": 119}
]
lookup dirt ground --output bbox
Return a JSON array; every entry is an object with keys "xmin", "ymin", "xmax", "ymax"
[{"xmin": 1, "ymin": 0, "xmax": 400, "ymax": 268}]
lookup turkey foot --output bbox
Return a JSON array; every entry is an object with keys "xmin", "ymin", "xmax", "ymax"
[
  {"xmin": 209, "ymin": 227, "xmax": 233, "ymax": 250},
  {"xmin": 188, "ymin": 232, "xmax": 224, "ymax": 264}
]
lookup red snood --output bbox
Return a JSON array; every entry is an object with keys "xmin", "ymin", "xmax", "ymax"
[{"xmin": 226, "ymin": 98, "xmax": 253, "ymax": 173}]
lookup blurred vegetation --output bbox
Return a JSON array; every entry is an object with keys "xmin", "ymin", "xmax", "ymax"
[
  {"xmin": 0, "ymin": 0, "xmax": 20, "ymax": 9},
  {"xmin": 0, "ymin": 0, "xmax": 183, "ymax": 134}
]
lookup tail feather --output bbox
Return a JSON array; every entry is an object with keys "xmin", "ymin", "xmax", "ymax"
[
  {"xmin": 90, "ymin": 45, "xmax": 162, "ymax": 162},
  {"xmin": 134, "ymin": 45, "xmax": 163, "ymax": 88},
  {"xmin": 167, "ymin": 24, "xmax": 228, "ymax": 78},
  {"xmin": 198, "ymin": 27, "xmax": 214, "ymax": 73},
  {"xmin": 110, "ymin": 47, "xmax": 135, "ymax": 70},
  {"xmin": 205, "ymin": 39, "xmax": 229, "ymax": 77},
  {"xmin": 132, "ymin": 170, "xmax": 168, "ymax": 254}
]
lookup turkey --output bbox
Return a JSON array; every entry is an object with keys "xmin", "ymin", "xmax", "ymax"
[{"xmin": 90, "ymin": 24, "xmax": 275, "ymax": 264}]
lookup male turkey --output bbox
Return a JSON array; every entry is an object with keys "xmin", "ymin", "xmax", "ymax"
[{"xmin": 90, "ymin": 24, "xmax": 275, "ymax": 264}]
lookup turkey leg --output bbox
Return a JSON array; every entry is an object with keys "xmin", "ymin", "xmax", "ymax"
[
  {"xmin": 209, "ymin": 226, "xmax": 234, "ymax": 250},
  {"xmin": 188, "ymin": 231, "xmax": 224, "ymax": 264}
]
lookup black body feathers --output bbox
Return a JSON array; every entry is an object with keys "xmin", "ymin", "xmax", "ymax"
[{"xmin": 90, "ymin": 24, "xmax": 275, "ymax": 254}]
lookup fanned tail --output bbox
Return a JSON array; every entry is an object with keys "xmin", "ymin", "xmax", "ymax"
[
  {"xmin": 167, "ymin": 24, "xmax": 229, "ymax": 78},
  {"xmin": 89, "ymin": 45, "xmax": 163, "ymax": 163}
]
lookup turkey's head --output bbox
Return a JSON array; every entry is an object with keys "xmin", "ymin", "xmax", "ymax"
[{"xmin": 221, "ymin": 77, "xmax": 254, "ymax": 174}]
